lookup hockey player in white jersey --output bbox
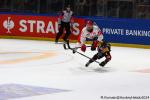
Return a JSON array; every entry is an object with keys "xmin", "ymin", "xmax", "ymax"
[{"xmin": 76, "ymin": 20, "xmax": 103, "ymax": 52}]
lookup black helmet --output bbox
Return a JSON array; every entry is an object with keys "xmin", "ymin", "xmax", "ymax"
[
  {"xmin": 101, "ymin": 41, "xmax": 107, "ymax": 47},
  {"xmin": 101, "ymin": 41, "xmax": 111, "ymax": 51}
]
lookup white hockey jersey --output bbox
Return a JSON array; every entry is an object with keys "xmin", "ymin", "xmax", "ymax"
[{"xmin": 79, "ymin": 25, "xmax": 103, "ymax": 44}]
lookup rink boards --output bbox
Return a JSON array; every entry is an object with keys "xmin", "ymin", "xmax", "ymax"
[{"xmin": 0, "ymin": 13, "xmax": 150, "ymax": 48}]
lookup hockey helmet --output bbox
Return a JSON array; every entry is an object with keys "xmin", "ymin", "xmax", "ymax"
[{"xmin": 86, "ymin": 20, "xmax": 93, "ymax": 32}]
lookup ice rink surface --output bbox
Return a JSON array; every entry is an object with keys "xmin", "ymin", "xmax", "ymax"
[{"xmin": 0, "ymin": 39, "xmax": 150, "ymax": 100}]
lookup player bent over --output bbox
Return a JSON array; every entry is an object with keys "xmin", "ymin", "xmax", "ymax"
[
  {"xmin": 85, "ymin": 42, "xmax": 111, "ymax": 67},
  {"xmin": 75, "ymin": 20, "xmax": 103, "ymax": 52}
]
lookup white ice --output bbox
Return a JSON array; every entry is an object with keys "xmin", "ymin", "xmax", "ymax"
[{"xmin": 0, "ymin": 39, "xmax": 150, "ymax": 100}]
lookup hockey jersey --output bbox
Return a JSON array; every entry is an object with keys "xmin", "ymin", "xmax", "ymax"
[{"xmin": 79, "ymin": 25, "xmax": 103, "ymax": 44}]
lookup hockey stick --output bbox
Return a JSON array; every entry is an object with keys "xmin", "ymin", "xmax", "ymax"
[
  {"xmin": 63, "ymin": 41, "xmax": 91, "ymax": 50},
  {"xmin": 66, "ymin": 40, "xmax": 100, "ymax": 64}
]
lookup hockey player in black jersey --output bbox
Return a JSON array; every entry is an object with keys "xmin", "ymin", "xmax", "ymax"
[{"xmin": 85, "ymin": 42, "xmax": 112, "ymax": 67}]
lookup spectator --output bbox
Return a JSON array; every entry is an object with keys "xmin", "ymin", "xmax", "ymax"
[
  {"xmin": 76, "ymin": 0, "xmax": 86, "ymax": 15},
  {"xmin": 89, "ymin": 0, "xmax": 97, "ymax": 16},
  {"xmin": 83, "ymin": 0, "xmax": 90, "ymax": 16},
  {"xmin": 97, "ymin": 0, "xmax": 104, "ymax": 16}
]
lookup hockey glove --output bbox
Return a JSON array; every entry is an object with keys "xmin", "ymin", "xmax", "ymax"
[
  {"xmin": 91, "ymin": 41, "xmax": 98, "ymax": 51},
  {"xmin": 81, "ymin": 44, "xmax": 86, "ymax": 52}
]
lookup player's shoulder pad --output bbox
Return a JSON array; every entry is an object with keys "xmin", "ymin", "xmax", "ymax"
[
  {"xmin": 107, "ymin": 43, "xmax": 111, "ymax": 51},
  {"xmin": 82, "ymin": 27, "xmax": 87, "ymax": 31},
  {"xmin": 93, "ymin": 25, "xmax": 99, "ymax": 28},
  {"xmin": 93, "ymin": 25, "xmax": 101, "ymax": 31}
]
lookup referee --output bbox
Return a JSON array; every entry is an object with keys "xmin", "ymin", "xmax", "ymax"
[{"xmin": 55, "ymin": 5, "xmax": 74, "ymax": 43}]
